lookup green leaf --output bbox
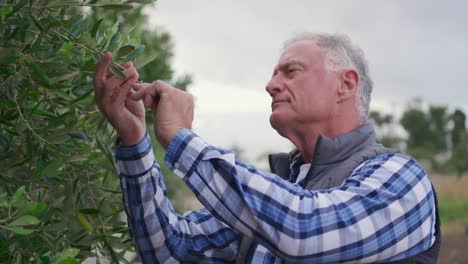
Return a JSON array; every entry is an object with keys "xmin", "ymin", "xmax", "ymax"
[
  {"xmin": 0, "ymin": 99, "xmax": 16, "ymax": 108},
  {"xmin": 12, "ymin": 0, "xmax": 28, "ymax": 14},
  {"xmin": 4, "ymin": 226, "xmax": 34, "ymax": 235},
  {"xmin": 30, "ymin": 32, "xmax": 45, "ymax": 52},
  {"xmin": 55, "ymin": 248, "xmax": 80, "ymax": 264},
  {"xmin": 123, "ymin": 45, "xmax": 145, "ymax": 62},
  {"xmin": 47, "ymin": 88, "xmax": 74, "ymax": 101},
  {"xmin": 0, "ymin": 7, "xmax": 13, "ymax": 21},
  {"xmin": 71, "ymin": 89, "xmax": 93, "ymax": 105},
  {"xmin": 25, "ymin": 131, "xmax": 32, "ymax": 160},
  {"xmin": 56, "ymin": 42, "xmax": 75, "ymax": 64},
  {"xmin": 124, "ymin": 0, "xmax": 155, "ymax": 3},
  {"xmin": 0, "ymin": 133, "xmax": 9, "ymax": 153},
  {"xmin": 110, "ymin": 20, "xmax": 119, "ymax": 35},
  {"xmin": 52, "ymin": 71, "xmax": 80, "ymax": 83},
  {"xmin": 96, "ymin": 137, "xmax": 116, "ymax": 169},
  {"xmin": 26, "ymin": 61, "xmax": 52, "ymax": 86},
  {"xmin": 104, "ymin": 208, "xmax": 123, "ymax": 217},
  {"xmin": 65, "ymin": 155, "xmax": 88, "ymax": 163},
  {"xmin": 30, "ymin": 15, "xmax": 45, "ymax": 31},
  {"xmin": 102, "ymin": 235, "xmax": 119, "ymax": 263},
  {"xmin": 90, "ymin": 18, "xmax": 103, "ymax": 39},
  {"xmin": 0, "ymin": 49, "xmax": 18, "ymax": 66},
  {"xmin": 106, "ymin": 32, "xmax": 120, "ymax": 52},
  {"xmin": 45, "ymin": 134, "xmax": 68, "ymax": 144},
  {"xmin": 15, "ymin": 199, "xmax": 45, "ymax": 215},
  {"xmin": 7, "ymin": 215, "xmax": 40, "ymax": 227},
  {"xmin": 1, "ymin": 0, "xmax": 28, "ymax": 21},
  {"xmin": 110, "ymin": 64, "xmax": 126, "ymax": 79},
  {"xmin": 98, "ymin": 4, "xmax": 134, "ymax": 11},
  {"xmin": 100, "ymin": 187, "xmax": 121, "ymax": 194},
  {"xmin": 117, "ymin": 45, "xmax": 135, "ymax": 57},
  {"xmin": 41, "ymin": 160, "xmax": 63, "ymax": 178},
  {"xmin": 68, "ymin": 131, "xmax": 90, "ymax": 141},
  {"xmin": 30, "ymin": 108, "xmax": 56, "ymax": 118},
  {"xmin": 70, "ymin": 16, "xmax": 83, "ymax": 37},
  {"xmin": 135, "ymin": 54, "xmax": 158, "ymax": 70},
  {"xmin": 28, "ymin": 202, "xmax": 46, "ymax": 215},
  {"xmin": 10, "ymin": 186, "xmax": 26, "ymax": 208},
  {"xmin": 76, "ymin": 213, "xmax": 93, "ymax": 232},
  {"xmin": 79, "ymin": 208, "xmax": 100, "ymax": 215}
]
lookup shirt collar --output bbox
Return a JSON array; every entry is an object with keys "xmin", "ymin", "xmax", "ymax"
[{"xmin": 292, "ymin": 123, "xmax": 377, "ymax": 166}]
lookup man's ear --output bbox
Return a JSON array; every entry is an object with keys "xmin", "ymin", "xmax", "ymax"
[{"xmin": 337, "ymin": 69, "xmax": 359, "ymax": 103}]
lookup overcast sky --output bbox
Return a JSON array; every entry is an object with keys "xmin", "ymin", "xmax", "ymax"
[{"xmin": 144, "ymin": 0, "xmax": 468, "ymax": 166}]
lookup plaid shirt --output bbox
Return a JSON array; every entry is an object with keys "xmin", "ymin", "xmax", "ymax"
[{"xmin": 116, "ymin": 129, "xmax": 436, "ymax": 263}]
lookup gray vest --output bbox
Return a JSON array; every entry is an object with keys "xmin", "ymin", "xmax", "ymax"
[{"xmin": 237, "ymin": 124, "xmax": 440, "ymax": 263}]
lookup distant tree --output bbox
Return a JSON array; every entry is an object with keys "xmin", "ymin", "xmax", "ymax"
[
  {"xmin": 449, "ymin": 109, "xmax": 467, "ymax": 178},
  {"xmin": 451, "ymin": 132, "xmax": 468, "ymax": 178},
  {"xmin": 400, "ymin": 108, "xmax": 432, "ymax": 156},
  {"xmin": 369, "ymin": 111, "xmax": 393, "ymax": 127},
  {"xmin": 400, "ymin": 103, "xmax": 451, "ymax": 159},
  {"xmin": 428, "ymin": 105, "xmax": 449, "ymax": 153},
  {"xmin": 369, "ymin": 110, "xmax": 402, "ymax": 148},
  {"xmin": 451, "ymin": 109, "xmax": 466, "ymax": 148}
]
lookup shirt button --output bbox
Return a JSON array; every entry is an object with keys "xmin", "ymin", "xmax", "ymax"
[{"xmin": 174, "ymin": 162, "xmax": 180, "ymax": 169}]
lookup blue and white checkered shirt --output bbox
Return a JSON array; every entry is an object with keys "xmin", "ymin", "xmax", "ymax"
[{"xmin": 116, "ymin": 129, "xmax": 436, "ymax": 263}]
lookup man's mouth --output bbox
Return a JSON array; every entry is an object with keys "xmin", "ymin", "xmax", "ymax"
[{"xmin": 271, "ymin": 100, "xmax": 287, "ymax": 108}]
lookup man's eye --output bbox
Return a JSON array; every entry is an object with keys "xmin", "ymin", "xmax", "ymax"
[{"xmin": 288, "ymin": 68, "xmax": 299, "ymax": 75}]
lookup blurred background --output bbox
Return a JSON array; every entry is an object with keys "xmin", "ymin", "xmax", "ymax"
[
  {"xmin": 150, "ymin": 1, "xmax": 468, "ymax": 262},
  {"xmin": 0, "ymin": 0, "xmax": 466, "ymax": 263}
]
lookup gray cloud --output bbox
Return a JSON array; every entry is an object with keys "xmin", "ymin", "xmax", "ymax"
[
  {"xmin": 145, "ymin": 0, "xmax": 468, "ymax": 160},
  {"xmin": 148, "ymin": 0, "xmax": 467, "ymax": 109}
]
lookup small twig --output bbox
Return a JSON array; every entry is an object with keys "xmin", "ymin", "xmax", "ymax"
[
  {"xmin": 49, "ymin": 27, "xmax": 125, "ymax": 71},
  {"xmin": 13, "ymin": 94, "xmax": 50, "ymax": 145},
  {"xmin": 0, "ymin": 3, "xmax": 132, "ymax": 10}
]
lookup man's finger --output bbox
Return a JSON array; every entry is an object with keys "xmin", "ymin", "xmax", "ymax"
[
  {"xmin": 132, "ymin": 82, "xmax": 151, "ymax": 91},
  {"xmin": 119, "ymin": 71, "xmax": 139, "ymax": 102},
  {"xmin": 94, "ymin": 52, "xmax": 112, "ymax": 87},
  {"xmin": 121, "ymin": 62, "xmax": 133, "ymax": 69},
  {"xmin": 106, "ymin": 62, "xmax": 133, "ymax": 79},
  {"xmin": 106, "ymin": 72, "xmax": 114, "ymax": 79},
  {"xmin": 144, "ymin": 92, "xmax": 155, "ymax": 107},
  {"xmin": 132, "ymin": 82, "xmax": 161, "ymax": 101}
]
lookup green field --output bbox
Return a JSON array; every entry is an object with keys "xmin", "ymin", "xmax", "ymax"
[{"xmin": 432, "ymin": 175, "xmax": 468, "ymax": 235}]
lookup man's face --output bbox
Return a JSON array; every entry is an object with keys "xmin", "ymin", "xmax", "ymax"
[{"xmin": 266, "ymin": 40, "xmax": 339, "ymax": 135}]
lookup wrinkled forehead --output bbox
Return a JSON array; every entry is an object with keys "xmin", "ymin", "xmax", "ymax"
[
  {"xmin": 278, "ymin": 40, "xmax": 324, "ymax": 64},
  {"xmin": 276, "ymin": 40, "xmax": 325, "ymax": 67}
]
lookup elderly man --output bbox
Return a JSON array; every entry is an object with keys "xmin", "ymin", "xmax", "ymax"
[{"xmin": 94, "ymin": 33, "xmax": 440, "ymax": 263}]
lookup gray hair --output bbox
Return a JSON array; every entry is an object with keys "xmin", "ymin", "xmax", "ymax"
[{"xmin": 284, "ymin": 33, "xmax": 373, "ymax": 122}]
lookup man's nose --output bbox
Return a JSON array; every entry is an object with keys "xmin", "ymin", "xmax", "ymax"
[{"xmin": 265, "ymin": 75, "xmax": 285, "ymax": 97}]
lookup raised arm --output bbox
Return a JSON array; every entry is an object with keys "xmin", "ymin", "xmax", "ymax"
[
  {"xmin": 115, "ymin": 134, "xmax": 240, "ymax": 263},
  {"xmin": 93, "ymin": 55, "xmax": 240, "ymax": 263}
]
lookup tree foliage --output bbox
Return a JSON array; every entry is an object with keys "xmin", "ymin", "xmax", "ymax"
[
  {"xmin": 450, "ymin": 110, "xmax": 467, "ymax": 177},
  {"xmin": 451, "ymin": 109, "xmax": 466, "ymax": 148},
  {"xmin": 370, "ymin": 100, "xmax": 467, "ymax": 176},
  {"xmin": 400, "ymin": 104, "xmax": 450, "ymax": 159},
  {"xmin": 397, "ymin": 101, "xmax": 467, "ymax": 175},
  {"xmin": 369, "ymin": 110, "xmax": 402, "ymax": 149},
  {"xmin": 0, "ymin": 0, "xmax": 190, "ymax": 262}
]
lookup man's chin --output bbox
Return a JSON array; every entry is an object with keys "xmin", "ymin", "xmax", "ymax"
[{"xmin": 269, "ymin": 113, "xmax": 289, "ymax": 137}]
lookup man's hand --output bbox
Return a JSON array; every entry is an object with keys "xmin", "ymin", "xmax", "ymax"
[
  {"xmin": 93, "ymin": 52, "xmax": 146, "ymax": 146},
  {"xmin": 132, "ymin": 81, "xmax": 194, "ymax": 149}
]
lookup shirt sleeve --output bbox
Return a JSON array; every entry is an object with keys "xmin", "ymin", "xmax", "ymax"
[
  {"xmin": 115, "ymin": 132, "xmax": 241, "ymax": 263},
  {"xmin": 164, "ymin": 129, "xmax": 437, "ymax": 263}
]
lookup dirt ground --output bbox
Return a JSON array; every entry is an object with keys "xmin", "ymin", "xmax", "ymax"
[{"xmin": 439, "ymin": 236, "xmax": 468, "ymax": 264}]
